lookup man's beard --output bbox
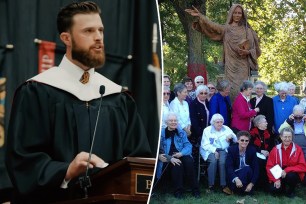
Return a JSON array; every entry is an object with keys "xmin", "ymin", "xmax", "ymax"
[{"xmin": 71, "ymin": 39, "xmax": 105, "ymax": 69}]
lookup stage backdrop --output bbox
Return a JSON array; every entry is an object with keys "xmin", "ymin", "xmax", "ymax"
[{"xmin": 0, "ymin": 0, "xmax": 161, "ymax": 197}]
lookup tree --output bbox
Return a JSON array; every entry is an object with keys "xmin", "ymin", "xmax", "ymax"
[
  {"xmin": 160, "ymin": 0, "xmax": 227, "ymax": 85},
  {"xmin": 246, "ymin": 0, "xmax": 306, "ymax": 87}
]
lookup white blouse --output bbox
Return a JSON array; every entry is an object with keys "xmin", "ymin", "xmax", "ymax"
[{"xmin": 170, "ymin": 97, "xmax": 191, "ymax": 129}]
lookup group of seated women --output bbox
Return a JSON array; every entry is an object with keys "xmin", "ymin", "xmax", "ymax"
[{"xmin": 156, "ymin": 112, "xmax": 306, "ymax": 198}]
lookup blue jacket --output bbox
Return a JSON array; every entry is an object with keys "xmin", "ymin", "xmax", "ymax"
[
  {"xmin": 156, "ymin": 127, "xmax": 192, "ymax": 178},
  {"xmin": 209, "ymin": 92, "xmax": 231, "ymax": 126},
  {"xmin": 226, "ymin": 144, "xmax": 259, "ymax": 184}
]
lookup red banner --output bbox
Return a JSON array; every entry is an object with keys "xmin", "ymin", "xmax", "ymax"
[
  {"xmin": 38, "ymin": 41, "xmax": 56, "ymax": 73},
  {"xmin": 0, "ymin": 77, "xmax": 6, "ymax": 147},
  {"xmin": 187, "ymin": 63, "xmax": 208, "ymax": 85}
]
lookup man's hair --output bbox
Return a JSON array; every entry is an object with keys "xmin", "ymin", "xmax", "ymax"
[{"xmin": 57, "ymin": 1, "xmax": 101, "ymax": 34}]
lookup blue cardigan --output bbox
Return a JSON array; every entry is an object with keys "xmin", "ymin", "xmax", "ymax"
[{"xmin": 209, "ymin": 92, "xmax": 231, "ymax": 126}]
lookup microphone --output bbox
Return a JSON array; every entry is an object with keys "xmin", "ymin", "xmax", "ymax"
[{"xmin": 79, "ymin": 85, "xmax": 105, "ymax": 199}]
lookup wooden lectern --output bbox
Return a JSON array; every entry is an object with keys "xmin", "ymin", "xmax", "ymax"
[{"xmin": 58, "ymin": 157, "xmax": 155, "ymax": 204}]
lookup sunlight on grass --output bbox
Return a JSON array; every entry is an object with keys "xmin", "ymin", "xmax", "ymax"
[{"xmin": 150, "ymin": 185, "xmax": 306, "ymax": 204}]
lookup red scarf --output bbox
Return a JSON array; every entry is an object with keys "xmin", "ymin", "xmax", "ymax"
[{"xmin": 249, "ymin": 128, "xmax": 270, "ymax": 150}]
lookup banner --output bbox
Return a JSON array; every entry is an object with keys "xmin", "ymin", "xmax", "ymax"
[
  {"xmin": 38, "ymin": 40, "xmax": 56, "ymax": 73},
  {"xmin": 187, "ymin": 63, "xmax": 208, "ymax": 85},
  {"xmin": 0, "ymin": 78, "xmax": 5, "ymax": 148}
]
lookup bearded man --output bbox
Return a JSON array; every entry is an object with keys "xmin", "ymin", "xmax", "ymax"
[{"xmin": 5, "ymin": 2, "xmax": 151, "ymax": 203}]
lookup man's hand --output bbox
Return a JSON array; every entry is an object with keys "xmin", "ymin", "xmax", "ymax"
[
  {"xmin": 65, "ymin": 152, "xmax": 108, "ymax": 180},
  {"xmin": 170, "ymin": 158, "xmax": 182, "ymax": 166}
]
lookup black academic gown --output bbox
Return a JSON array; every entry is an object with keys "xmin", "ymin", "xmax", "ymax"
[{"xmin": 6, "ymin": 82, "xmax": 152, "ymax": 203}]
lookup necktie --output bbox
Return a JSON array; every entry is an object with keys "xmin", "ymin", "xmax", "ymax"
[{"xmin": 80, "ymin": 71, "xmax": 90, "ymax": 84}]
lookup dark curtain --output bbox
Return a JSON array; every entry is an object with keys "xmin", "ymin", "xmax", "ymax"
[{"xmin": 0, "ymin": 0, "xmax": 161, "ymax": 199}]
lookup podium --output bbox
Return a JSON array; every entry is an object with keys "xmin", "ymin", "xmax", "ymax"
[{"xmin": 58, "ymin": 157, "xmax": 155, "ymax": 204}]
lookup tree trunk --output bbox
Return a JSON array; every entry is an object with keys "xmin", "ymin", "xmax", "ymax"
[{"xmin": 171, "ymin": 0, "xmax": 208, "ymax": 82}]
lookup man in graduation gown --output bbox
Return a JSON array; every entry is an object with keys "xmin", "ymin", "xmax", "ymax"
[{"xmin": 5, "ymin": 2, "xmax": 152, "ymax": 203}]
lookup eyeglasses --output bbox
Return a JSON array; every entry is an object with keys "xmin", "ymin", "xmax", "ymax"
[
  {"xmin": 240, "ymin": 139, "xmax": 249, "ymax": 142},
  {"xmin": 282, "ymin": 136, "xmax": 292, "ymax": 140},
  {"xmin": 199, "ymin": 92, "xmax": 208, "ymax": 95},
  {"xmin": 196, "ymin": 81, "xmax": 204, "ymax": 84},
  {"xmin": 208, "ymin": 87, "xmax": 216, "ymax": 90},
  {"xmin": 163, "ymin": 92, "xmax": 170, "ymax": 96},
  {"xmin": 168, "ymin": 119, "xmax": 177, "ymax": 123}
]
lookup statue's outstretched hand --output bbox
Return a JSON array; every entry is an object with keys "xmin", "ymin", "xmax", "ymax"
[{"xmin": 185, "ymin": 5, "xmax": 201, "ymax": 17}]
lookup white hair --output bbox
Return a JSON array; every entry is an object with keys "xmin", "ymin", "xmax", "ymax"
[
  {"xmin": 165, "ymin": 112, "xmax": 178, "ymax": 122},
  {"xmin": 253, "ymin": 115, "xmax": 266, "ymax": 127},
  {"xmin": 195, "ymin": 85, "xmax": 209, "ymax": 96},
  {"xmin": 288, "ymin": 82, "xmax": 296, "ymax": 89},
  {"xmin": 274, "ymin": 81, "xmax": 289, "ymax": 93},
  {"xmin": 194, "ymin": 75, "xmax": 205, "ymax": 83},
  {"xmin": 210, "ymin": 113, "xmax": 224, "ymax": 125},
  {"xmin": 293, "ymin": 105, "xmax": 304, "ymax": 114},
  {"xmin": 254, "ymin": 81, "xmax": 267, "ymax": 92}
]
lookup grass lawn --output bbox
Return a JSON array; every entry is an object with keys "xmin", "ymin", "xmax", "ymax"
[{"xmin": 149, "ymin": 183, "xmax": 306, "ymax": 204}]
